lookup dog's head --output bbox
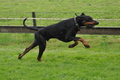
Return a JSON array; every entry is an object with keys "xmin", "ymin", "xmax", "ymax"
[{"xmin": 75, "ymin": 13, "xmax": 99, "ymax": 28}]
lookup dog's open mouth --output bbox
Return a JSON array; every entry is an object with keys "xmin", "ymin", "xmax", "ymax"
[
  {"xmin": 88, "ymin": 24, "xmax": 94, "ymax": 28},
  {"xmin": 84, "ymin": 21, "xmax": 99, "ymax": 29},
  {"xmin": 84, "ymin": 24, "xmax": 95, "ymax": 29}
]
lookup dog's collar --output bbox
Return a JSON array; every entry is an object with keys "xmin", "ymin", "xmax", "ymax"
[{"xmin": 74, "ymin": 17, "xmax": 80, "ymax": 31}]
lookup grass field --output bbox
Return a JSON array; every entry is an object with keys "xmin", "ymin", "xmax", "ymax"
[
  {"xmin": 0, "ymin": 0, "xmax": 120, "ymax": 80},
  {"xmin": 0, "ymin": 33, "xmax": 120, "ymax": 80}
]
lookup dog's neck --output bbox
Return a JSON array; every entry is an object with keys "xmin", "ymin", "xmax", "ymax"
[{"xmin": 74, "ymin": 17, "xmax": 80, "ymax": 31}]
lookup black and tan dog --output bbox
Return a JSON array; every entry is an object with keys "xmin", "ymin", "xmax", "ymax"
[{"xmin": 18, "ymin": 13, "xmax": 99, "ymax": 61}]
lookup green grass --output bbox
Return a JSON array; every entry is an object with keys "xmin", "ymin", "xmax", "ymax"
[
  {"xmin": 0, "ymin": 0, "xmax": 120, "ymax": 80},
  {"xmin": 0, "ymin": 0, "xmax": 120, "ymax": 12},
  {"xmin": 0, "ymin": 33, "xmax": 120, "ymax": 80}
]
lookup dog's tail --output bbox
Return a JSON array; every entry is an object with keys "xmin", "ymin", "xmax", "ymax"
[{"xmin": 23, "ymin": 18, "xmax": 38, "ymax": 31}]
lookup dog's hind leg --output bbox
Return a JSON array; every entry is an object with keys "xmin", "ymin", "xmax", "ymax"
[
  {"xmin": 37, "ymin": 42, "xmax": 46, "ymax": 61},
  {"xmin": 68, "ymin": 41, "xmax": 78, "ymax": 48},
  {"xmin": 35, "ymin": 34, "xmax": 46, "ymax": 61},
  {"xmin": 18, "ymin": 40, "xmax": 38, "ymax": 59}
]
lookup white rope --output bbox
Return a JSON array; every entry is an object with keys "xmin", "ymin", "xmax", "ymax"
[{"xmin": 0, "ymin": 18, "xmax": 120, "ymax": 21}]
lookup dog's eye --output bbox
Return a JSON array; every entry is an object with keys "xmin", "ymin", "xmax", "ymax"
[
  {"xmin": 89, "ymin": 17, "xmax": 93, "ymax": 20},
  {"xmin": 83, "ymin": 20, "xmax": 86, "ymax": 23}
]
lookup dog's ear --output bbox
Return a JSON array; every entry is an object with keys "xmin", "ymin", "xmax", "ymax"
[
  {"xmin": 75, "ymin": 13, "xmax": 81, "ymax": 19},
  {"xmin": 75, "ymin": 13, "xmax": 79, "ymax": 17},
  {"xmin": 80, "ymin": 13, "xmax": 85, "ymax": 16}
]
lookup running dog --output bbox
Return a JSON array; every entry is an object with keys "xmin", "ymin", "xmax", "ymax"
[{"xmin": 18, "ymin": 13, "xmax": 99, "ymax": 61}]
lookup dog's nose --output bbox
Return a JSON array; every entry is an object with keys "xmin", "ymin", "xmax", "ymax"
[{"xmin": 95, "ymin": 21, "xmax": 99, "ymax": 25}]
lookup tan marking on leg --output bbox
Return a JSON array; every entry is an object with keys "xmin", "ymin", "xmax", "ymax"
[
  {"xmin": 69, "ymin": 41, "xmax": 78, "ymax": 48},
  {"xmin": 18, "ymin": 42, "xmax": 36, "ymax": 59},
  {"xmin": 78, "ymin": 38, "xmax": 90, "ymax": 48}
]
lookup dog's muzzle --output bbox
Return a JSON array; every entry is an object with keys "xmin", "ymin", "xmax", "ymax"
[
  {"xmin": 94, "ymin": 21, "xmax": 99, "ymax": 25},
  {"xmin": 84, "ymin": 21, "xmax": 99, "ymax": 28}
]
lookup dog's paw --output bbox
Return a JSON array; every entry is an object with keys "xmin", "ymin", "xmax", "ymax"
[
  {"xmin": 18, "ymin": 54, "xmax": 22, "ymax": 59},
  {"xmin": 68, "ymin": 45, "xmax": 73, "ymax": 48},
  {"xmin": 85, "ymin": 45, "xmax": 90, "ymax": 48},
  {"xmin": 68, "ymin": 45, "xmax": 75, "ymax": 48},
  {"xmin": 37, "ymin": 58, "xmax": 45, "ymax": 62}
]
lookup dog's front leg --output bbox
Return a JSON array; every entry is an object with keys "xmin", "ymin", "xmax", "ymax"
[
  {"xmin": 68, "ymin": 41, "xmax": 78, "ymax": 48},
  {"xmin": 78, "ymin": 38, "xmax": 90, "ymax": 48}
]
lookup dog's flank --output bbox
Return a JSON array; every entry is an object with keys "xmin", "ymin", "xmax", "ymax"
[{"xmin": 18, "ymin": 13, "xmax": 99, "ymax": 61}]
